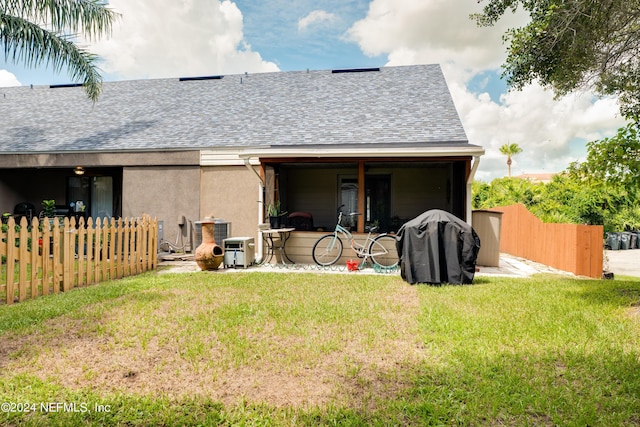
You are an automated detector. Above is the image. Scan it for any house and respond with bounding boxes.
[0,64,484,263]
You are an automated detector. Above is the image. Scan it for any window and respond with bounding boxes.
[92,177,113,219]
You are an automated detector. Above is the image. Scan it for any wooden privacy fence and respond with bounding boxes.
[492,204,603,278]
[1,216,158,305]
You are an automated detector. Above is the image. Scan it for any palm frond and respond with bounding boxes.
[1,12,103,101]
[1,0,118,38]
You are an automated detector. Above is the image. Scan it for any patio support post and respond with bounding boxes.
[358,160,365,233]
[466,156,481,225]
[246,158,265,263]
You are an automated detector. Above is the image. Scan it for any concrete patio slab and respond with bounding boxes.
[157,252,573,278]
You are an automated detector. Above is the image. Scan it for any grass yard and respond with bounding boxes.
[1,270,639,426]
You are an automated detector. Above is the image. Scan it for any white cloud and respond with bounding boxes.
[89,0,278,80]
[0,70,21,87]
[348,0,528,72]
[451,81,626,181]
[346,0,627,181]
[2,0,628,183]
[298,10,337,31]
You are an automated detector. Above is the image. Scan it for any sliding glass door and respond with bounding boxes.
[67,176,114,220]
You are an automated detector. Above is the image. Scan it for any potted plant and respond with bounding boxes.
[41,199,56,219]
[267,201,287,229]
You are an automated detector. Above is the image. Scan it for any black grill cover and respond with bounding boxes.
[396,209,481,285]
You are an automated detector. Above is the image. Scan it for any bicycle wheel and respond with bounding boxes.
[312,234,343,266]
[369,234,399,268]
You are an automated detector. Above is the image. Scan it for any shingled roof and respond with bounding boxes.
[0,64,473,154]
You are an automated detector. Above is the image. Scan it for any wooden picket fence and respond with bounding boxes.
[492,204,603,278]
[1,216,158,305]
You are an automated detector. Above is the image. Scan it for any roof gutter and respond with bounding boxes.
[238,145,485,160]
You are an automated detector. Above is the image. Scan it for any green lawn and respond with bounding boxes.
[1,270,639,426]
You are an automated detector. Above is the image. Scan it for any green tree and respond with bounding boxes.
[499,142,523,177]
[0,0,118,101]
[473,174,640,231]
[472,177,543,209]
[568,123,640,190]
[473,0,640,121]
[565,123,640,230]
[474,127,640,230]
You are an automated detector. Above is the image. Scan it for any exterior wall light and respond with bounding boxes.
[74,166,85,175]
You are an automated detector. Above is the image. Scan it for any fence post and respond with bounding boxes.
[52,219,63,293]
[77,217,86,287]
[109,218,116,280]
[101,218,109,281]
[135,219,142,274]
[5,217,15,305]
[116,218,124,279]
[141,217,149,272]
[62,217,73,292]
[86,218,95,286]
[123,218,131,277]
[30,217,39,298]
[587,225,604,278]
[150,218,158,269]
[93,218,101,283]
[18,216,29,302]
[41,218,51,295]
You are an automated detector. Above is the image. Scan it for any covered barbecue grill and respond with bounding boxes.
[396,209,481,285]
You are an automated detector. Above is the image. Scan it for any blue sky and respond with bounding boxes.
[0,0,627,181]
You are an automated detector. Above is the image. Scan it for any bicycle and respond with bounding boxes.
[312,209,399,269]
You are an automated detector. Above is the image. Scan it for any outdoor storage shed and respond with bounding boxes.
[396,209,481,285]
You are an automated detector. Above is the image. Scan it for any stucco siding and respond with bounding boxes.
[123,166,200,246]
[200,165,261,244]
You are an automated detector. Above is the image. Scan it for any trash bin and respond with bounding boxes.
[620,232,631,250]
[606,232,621,250]
[472,210,503,267]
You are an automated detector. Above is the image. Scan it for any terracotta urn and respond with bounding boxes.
[195,219,224,270]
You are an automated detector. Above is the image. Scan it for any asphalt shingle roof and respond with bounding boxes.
[0,64,470,154]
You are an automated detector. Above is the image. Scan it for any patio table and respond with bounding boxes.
[261,228,295,265]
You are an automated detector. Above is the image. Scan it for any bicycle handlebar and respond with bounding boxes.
[337,205,361,216]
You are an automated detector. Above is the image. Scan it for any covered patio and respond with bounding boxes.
[242,145,484,265]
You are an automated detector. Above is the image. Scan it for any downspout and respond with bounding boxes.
[466,156,481,225]
[244,158,265,262]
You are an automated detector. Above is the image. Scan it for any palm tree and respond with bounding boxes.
[0,0,118,101]
[499,143,523,178]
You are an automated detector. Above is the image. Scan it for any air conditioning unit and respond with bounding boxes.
[193,219,230,248]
